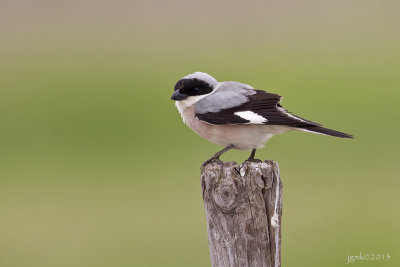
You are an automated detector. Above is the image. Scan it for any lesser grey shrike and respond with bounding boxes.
[171,72,352,165]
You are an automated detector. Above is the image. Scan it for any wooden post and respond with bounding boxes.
[201,160,283,267]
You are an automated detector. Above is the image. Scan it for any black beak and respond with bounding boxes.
[171,89,187,101]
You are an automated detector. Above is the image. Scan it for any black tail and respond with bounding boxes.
[299,126,354,139]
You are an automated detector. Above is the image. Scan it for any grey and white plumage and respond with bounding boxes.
[171,72,353,162]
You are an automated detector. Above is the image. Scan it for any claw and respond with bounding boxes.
[201,156,222,169]
[245,158,262,163]
[200,145,234,170]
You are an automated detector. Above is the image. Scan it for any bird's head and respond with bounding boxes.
[171,72,218,107]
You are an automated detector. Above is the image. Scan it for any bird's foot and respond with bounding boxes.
[245,158,262,163]
[245,149,261,163]
[201,156,223,169]
[201,145,234,170]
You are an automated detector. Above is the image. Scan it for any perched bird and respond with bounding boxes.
[171,72,353,165]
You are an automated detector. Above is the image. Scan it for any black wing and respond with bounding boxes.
[195,90,320,127]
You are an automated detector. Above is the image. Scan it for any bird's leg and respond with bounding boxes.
[213,145,234,159]
[201,145,234,168]
[247,149,257,161]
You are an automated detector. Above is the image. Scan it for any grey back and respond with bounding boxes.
[195,81,255,114]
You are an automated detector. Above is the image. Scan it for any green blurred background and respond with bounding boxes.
[1,0,399,266]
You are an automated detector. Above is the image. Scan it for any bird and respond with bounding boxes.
[171,72,353,166]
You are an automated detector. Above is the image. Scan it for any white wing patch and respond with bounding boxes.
[234,111,267,124]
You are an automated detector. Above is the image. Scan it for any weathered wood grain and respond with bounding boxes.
[201,160,282,267]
